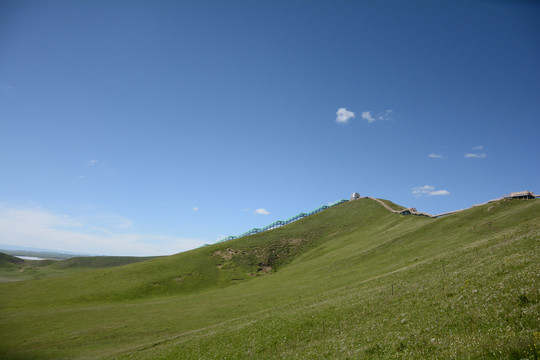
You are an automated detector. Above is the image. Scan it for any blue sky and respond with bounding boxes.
[1,0,539,256]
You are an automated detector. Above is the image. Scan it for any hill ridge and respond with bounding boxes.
[220,192,538,243]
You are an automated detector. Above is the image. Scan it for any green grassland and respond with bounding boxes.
[0,255,158,283]
[0,198,538,359]
[0,252,25,266]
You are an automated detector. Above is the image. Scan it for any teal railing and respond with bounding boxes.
[218,199,349,242]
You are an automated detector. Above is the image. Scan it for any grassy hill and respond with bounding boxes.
[50,255,159,269]
[0,254,158,283]
[0,198,538,359]
[0,253,24,267]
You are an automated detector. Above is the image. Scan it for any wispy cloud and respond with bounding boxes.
[412,185,434,196]
[412,185,450,197]
[465,153,487,158]
[0,82,17,96]
[428,153,444,159]
[465,145,486,159]
[361,109,393,123]
[0,205,206,256]
[377,109,393,121]
[254,208,270,215]
[192,207,199,212]
[361,111,375,123]
[335,108,355,124]
[84,213,134,231]
[215,235,227,242]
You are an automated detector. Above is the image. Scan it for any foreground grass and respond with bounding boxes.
[122,219,539,360]
[0,199,538,359]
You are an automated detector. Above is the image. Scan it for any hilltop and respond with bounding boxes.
[0,197,538,359]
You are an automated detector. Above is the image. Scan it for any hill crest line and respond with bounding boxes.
[217,192,538,243]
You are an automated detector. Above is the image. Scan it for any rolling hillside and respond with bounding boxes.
[0,253,24,267]
[0,198,538,359]
[0,254,159,283]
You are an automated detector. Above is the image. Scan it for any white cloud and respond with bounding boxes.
[465,146,486,159]
[412,185,450,197]
[336,108,355,124]
[361,111,376,123]
[412,185,435,196]
[86,160,99,166]
[0,205,206,256]
[429,189,450,196]
[215,235,227,242]
[465,153,487,158]
[361,109,393,123]
[86,213,134,230]
[377,109,393,121]
[0,83,17,96]
[192,207,199,212]
[254,208,270,215]
[428,153,444,158]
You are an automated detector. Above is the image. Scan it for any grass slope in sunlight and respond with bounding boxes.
[0,198,538,359]
[0,256,158,283]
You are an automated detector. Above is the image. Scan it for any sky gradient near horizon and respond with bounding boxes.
[1,0,539,256]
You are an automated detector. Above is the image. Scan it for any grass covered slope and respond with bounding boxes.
[0,198,538,359]
[0,199,401,305]
[0,255,159,283]
[0,253,24,267]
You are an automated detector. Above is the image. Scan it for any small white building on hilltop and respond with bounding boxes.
[350,192,361,201]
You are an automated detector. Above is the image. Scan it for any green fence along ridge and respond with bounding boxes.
[219,199,349,242]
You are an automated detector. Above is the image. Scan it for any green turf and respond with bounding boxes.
[377,198,406,212]
[0,255,158,283]
[0,198,538,359]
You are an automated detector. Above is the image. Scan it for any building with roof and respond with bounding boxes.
[503,191,537,200]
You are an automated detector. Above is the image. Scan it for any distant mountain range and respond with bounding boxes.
[0,244,100,259]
